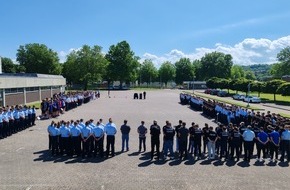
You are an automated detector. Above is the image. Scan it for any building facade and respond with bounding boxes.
[0,73,66,107]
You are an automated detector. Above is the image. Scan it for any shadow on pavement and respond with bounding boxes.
[237,161,250,167]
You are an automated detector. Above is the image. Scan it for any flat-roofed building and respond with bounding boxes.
[0,73,66,106]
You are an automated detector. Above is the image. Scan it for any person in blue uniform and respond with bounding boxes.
[120,120,131,152]
[92,121,105,158]
[81,121,93,158]
[105,118,117,158]
[178,122,189,160]
[256,127,269,162]
[70,121,81,156]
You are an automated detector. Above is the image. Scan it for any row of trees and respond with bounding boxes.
[206,77,290,101]
[1,42,290,89]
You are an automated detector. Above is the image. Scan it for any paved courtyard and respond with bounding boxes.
[0,90,289,190]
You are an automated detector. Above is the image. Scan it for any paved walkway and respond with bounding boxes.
[0,90,289,190]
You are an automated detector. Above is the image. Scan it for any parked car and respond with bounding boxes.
[232,94,246,100]
[243,96,261,103]
[204,89,212,94]
[210,89,220,95]
[217,91,228,97]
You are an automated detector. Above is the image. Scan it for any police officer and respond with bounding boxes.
[207,126,218,160]
[92,121,105,158]
[81,121,93,158]
[202,123,210,155]
[59,121,71,155]
[219,126,229,160]
[0,109,3,139]
[230,127,241,161]
[193,124,203,159]
[242,125,255,162]
[280,125,290,162]
[105,118,117,157]
[70,121,81,156]
[47,122,60,156]
[188,122,195,154]
[178,122,189,160]
[174,120,182,153]
[150,120,161,160]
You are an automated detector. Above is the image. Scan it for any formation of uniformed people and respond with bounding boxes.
[0,105,36,140]
[48,116,290,163]
[41,91,98,119]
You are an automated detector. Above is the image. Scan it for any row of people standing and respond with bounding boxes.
[47,118,127,158]
[0,105,36,140]
[41,91,97,120]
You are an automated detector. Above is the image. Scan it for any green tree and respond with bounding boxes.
[231,65,245,79]
[140,59,158,84]
[1,57,16,73]
[62,45,108,90]
[251,81,264,97]
[277,83,290,96]
[199,52,233,80]
[105,41,139,87]
[175,58,194,84]
[262,79,286,101]
[158,61,176,86]
[270,46,290,78]
[16,43,61,74]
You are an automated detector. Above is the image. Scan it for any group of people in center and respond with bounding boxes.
[48,118,290,163]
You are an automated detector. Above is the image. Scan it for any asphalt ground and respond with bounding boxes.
[0,89,289,190]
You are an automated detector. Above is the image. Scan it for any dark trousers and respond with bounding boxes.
[179,140,188,159]
[244,141,254,161]
[3,122,9,137]
[220,141,228,158]
[32,113,36,125]
[9,120,14,134]
[203,140,208,153]
[60,137,69,155]
[0,123,3,138]
[194,141,201,157]
[257,143,266,159]
[106,135,115,157]
[231,142,240,159]
[94,137,104,157]
[269,142,279,160]
[71,136,81,156]
[280,140,290,161]
[151,139,160,159]
[82,138,92,157]
[49,135,52,149]
[51,136,58,155]
[139,137,146,151]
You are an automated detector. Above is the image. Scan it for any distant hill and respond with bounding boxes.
[241,64,272,81]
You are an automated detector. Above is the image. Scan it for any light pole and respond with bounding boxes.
[192,76,195,94]
[247,83,251,107]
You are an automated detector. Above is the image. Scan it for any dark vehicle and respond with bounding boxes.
[217,91,228,97]
[210,89,220,95]
[204,89,212,94]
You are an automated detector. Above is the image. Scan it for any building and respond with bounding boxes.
[0,73,66,107]
[183,81,207,90]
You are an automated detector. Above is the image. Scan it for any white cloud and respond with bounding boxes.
[141,35,290,68]
[58,48,80,63]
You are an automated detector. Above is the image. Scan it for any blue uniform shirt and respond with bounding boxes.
[105,122,117,135]
[257,131,268,143]
[60,126,70,137]
[243,129,255,141]
[92,125,104,137]
[282,130,290,140]
[70,126,81,137]
[270,131,280,145]
[81,126,92,138]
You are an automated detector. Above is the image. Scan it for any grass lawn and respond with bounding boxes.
[279,113,290,118]
[27,101,41,109]
[227,90,290,105]
[183,90,262,110]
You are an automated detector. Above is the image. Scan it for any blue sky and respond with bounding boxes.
[1,0,290,67]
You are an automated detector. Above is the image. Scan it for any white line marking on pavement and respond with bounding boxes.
[26,185,33,190]
[16,147,25,152]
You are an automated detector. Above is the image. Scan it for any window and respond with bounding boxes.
[5,88,24,94]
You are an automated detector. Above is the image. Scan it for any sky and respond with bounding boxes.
[1,0,290,68]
